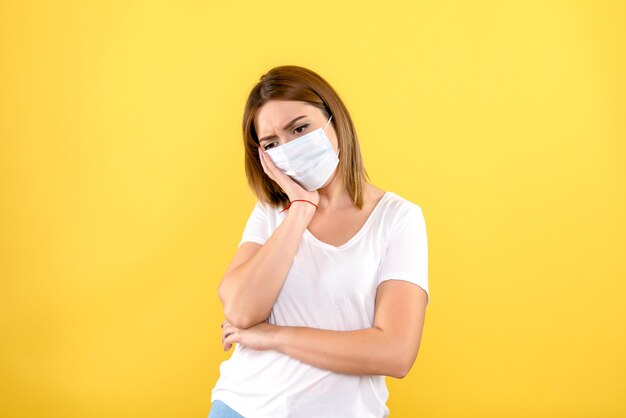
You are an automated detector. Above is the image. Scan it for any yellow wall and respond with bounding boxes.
[1,1,624,417]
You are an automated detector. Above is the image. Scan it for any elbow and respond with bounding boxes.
[217,279,243,326]
[391,351,418,379]
[227,317,252,330]
[222,302,263,329]
[393,361,412,379]
[222,303,250,329]
[218,277,269,329]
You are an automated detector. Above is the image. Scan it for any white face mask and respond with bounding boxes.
[265,114,340,191]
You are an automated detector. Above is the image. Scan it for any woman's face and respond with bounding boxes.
[254,100,338,153]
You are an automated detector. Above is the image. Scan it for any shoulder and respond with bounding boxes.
[383,191,424,219]
[251,199,284,225]
[379,192,425,237]
[373,192,428,258]
[253,199,279,214]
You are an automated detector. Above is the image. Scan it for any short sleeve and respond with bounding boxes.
[377,204,429,305]
[237,201,270,248]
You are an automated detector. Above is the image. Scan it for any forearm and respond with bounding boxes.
[219,204,315,328]
[273,325,405,378]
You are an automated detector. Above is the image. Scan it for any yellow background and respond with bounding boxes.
[1,0,625,417]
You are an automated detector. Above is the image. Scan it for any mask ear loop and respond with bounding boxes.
[323,114,339,157]
[323,114,333,130]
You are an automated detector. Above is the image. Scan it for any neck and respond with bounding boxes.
[316,174,353,211]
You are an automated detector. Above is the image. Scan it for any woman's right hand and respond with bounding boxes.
[258,146,320,208]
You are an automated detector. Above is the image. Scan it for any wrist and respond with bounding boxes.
[271,324,291,352]
[285,201,316,218]
[281,199,317,211]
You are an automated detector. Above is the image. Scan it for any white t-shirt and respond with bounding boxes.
[211,191,429,418]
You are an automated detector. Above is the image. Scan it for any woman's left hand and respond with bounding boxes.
[221,319,280,352]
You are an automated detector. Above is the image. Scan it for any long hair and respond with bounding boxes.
[242,65,371,210]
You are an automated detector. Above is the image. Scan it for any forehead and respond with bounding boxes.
[254,100,320,134]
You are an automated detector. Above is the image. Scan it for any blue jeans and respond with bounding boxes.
[208,400,245,418]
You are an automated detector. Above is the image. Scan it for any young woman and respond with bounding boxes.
[208,65,429,418]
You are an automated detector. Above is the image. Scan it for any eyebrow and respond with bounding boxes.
[258,115,308,144]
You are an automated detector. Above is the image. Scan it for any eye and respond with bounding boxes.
[293,124,309,135]
[263,142,277,151]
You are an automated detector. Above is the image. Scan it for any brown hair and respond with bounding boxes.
[242,65,371,210]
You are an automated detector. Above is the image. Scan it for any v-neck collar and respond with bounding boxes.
[303,191,391,251]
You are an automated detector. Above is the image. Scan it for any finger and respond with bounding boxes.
[258,148,276,181]
[260,148,292,185]
[260,148,281,175]
[222,324,236,341]
[260,150,277,179]
[221,322,231,336]
[222,337,232,351]
[222,335,233,351]
[223,333,235,351]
